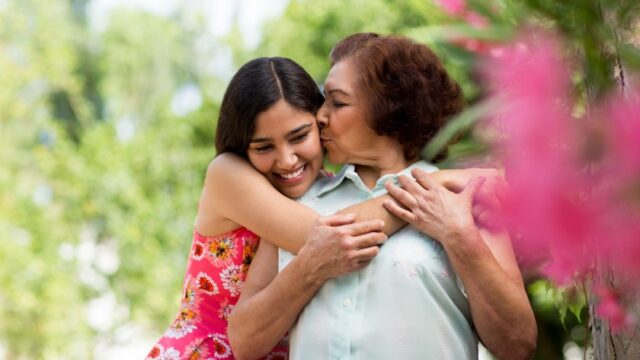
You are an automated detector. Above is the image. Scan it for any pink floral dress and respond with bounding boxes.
[145,227,288,360]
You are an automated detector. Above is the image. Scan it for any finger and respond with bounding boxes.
[385,181,418,209]
[341,219,385,236]
[317,213,356,226]
[462,176,486,200]
[411,168,439,190]
[352,232,387,249]
[398,175,426,196]
[352,259,372,272]
[352,245,380,263]
[383,199,417,224]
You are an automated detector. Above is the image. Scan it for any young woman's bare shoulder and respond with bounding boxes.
[208,152,253,175]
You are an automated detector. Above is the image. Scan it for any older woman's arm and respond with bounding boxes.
[384,168,537,360]
[229,215,386,360]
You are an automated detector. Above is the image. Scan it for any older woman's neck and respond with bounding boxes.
[355,145,410,189]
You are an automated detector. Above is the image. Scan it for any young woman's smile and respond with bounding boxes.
[247,99,323,198]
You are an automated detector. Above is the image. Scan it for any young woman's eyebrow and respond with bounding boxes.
[286,123,312,137]
[250,123,312,143]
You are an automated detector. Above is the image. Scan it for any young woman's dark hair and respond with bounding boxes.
[330,33,464,162]
[215,57,324,158]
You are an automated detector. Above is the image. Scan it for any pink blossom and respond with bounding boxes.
[464,11,489,29]
[480,29,640,328]
[595,287,635,332]
[434,0,466,16]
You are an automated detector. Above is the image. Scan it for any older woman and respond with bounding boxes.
[229,33,536,360]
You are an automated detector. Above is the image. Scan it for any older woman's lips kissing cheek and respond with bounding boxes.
[320,136,331,146]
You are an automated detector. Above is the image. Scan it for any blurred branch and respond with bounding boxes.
[422,99,495,161]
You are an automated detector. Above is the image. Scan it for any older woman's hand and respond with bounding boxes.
[431,168,509,232]
[297,214,387,285]
[383,168,485,245]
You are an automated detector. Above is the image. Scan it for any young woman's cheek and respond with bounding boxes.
[247,152,272,177]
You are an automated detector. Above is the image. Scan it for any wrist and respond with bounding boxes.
[294,249,326,288]
[442,224,483,252]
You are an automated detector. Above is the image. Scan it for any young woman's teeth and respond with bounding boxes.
[280,166,304,179]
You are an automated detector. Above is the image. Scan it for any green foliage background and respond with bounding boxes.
[1,0,637,358]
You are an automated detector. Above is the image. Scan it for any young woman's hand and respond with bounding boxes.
[296,214,387,285]
[383,168,485,246]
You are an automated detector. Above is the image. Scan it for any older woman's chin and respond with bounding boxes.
[323,149,347,165]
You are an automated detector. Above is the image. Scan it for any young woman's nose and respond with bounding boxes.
[276,147,298,170]
[316,102,329,130]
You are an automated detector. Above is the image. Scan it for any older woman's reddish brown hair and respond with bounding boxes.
[330,33,463,161]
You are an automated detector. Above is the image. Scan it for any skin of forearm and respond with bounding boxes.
[228,255,323,360]
[443,229,537,360]
[335,169,470,237]
[339,194,405,235]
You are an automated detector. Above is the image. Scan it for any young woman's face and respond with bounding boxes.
[247,99,324,198]
[316,58,382,165]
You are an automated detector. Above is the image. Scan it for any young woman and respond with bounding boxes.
[146,56,494,360]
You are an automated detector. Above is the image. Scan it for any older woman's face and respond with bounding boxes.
[317,58,382,165]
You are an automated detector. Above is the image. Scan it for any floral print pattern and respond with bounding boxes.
[146,227,288,360]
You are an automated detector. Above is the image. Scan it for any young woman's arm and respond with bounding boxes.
[198,153,501,254]
[197,153,404,253]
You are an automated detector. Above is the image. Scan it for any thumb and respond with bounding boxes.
[318,213,357,226]
[462,176,486,200]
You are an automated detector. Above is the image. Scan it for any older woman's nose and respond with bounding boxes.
[316,102,329,129]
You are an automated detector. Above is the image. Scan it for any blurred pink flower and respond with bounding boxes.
[595,287,636,332]
[483,30,640,279]
[481,29,640,327]
[434,0,466,16]
[464,11,489,29]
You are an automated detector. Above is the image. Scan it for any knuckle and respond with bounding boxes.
[369,247,380,257]
[340,237,353,250]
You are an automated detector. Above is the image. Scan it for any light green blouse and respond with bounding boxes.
[279,161,478,360]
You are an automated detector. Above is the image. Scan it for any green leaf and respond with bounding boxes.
[422,100,495,161]
[569,302,585,324]
[406,23,514,45]
[558,305,569,331]
[619,43,640,70]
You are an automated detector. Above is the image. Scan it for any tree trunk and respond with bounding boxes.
[590,270,640,359]
[589,5,640,358]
